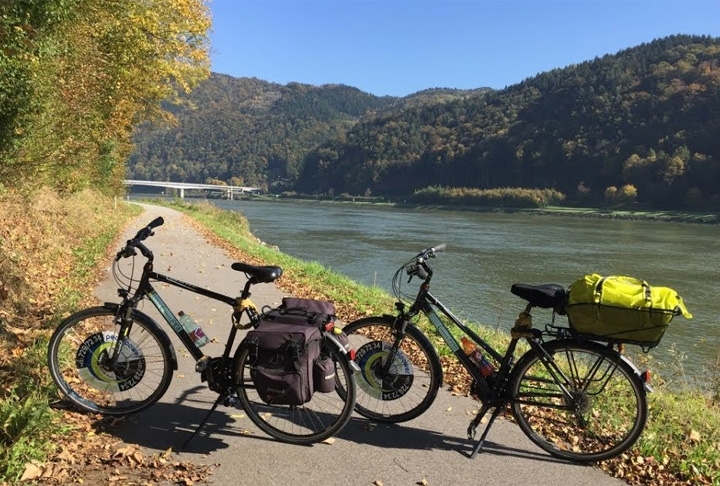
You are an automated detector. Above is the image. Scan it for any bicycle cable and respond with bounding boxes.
[112,254,138,294]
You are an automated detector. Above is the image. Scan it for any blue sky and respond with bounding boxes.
[209,0,720,97]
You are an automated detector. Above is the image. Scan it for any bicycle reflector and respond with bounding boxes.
[641,370,654,393]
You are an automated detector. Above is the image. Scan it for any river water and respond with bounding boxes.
[210,199,719,382]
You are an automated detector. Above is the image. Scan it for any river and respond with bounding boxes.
[209,199,719,383]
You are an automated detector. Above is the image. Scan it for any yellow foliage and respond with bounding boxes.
[1,0,211,194]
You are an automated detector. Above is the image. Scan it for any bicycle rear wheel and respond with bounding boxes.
[510,339,647,463]
[233,342,356,445]
[47,306,174,415]
[342,316,442,423]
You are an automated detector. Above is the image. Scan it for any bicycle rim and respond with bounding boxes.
[510,340,647,462]
[47,307,173,415]
[343,317,442,423]
[234,345,356,444]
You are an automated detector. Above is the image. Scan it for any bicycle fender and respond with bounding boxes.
[617,352,653,393]
[323,332,361,373]
[102,302,179,371]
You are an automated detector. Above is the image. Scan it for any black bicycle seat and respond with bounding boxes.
[231,262,283,283]
[510,283,567,312]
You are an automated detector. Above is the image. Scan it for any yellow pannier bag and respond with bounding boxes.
[566,274,692,348]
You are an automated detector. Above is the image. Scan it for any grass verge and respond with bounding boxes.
[0,189,140,483]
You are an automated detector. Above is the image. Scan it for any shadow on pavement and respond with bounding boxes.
[336,416,564,464]
[101,386,566,467]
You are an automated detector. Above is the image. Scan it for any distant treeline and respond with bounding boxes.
[410,187,566,208]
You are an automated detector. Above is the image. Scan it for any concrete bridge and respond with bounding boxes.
[123,180,262,200]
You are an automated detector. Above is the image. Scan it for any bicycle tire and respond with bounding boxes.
[342,316,442,423]
[47,306,174,415]
[233,341,356,445]
[510,339,647,463]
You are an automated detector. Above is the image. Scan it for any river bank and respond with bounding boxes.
[224,194,720,225]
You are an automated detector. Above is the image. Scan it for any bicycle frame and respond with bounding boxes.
[110,256,258,371]
[409,283,626,404]
[395,284,631,457]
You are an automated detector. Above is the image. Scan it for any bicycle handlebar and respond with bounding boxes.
[406,244,447,280]
[414,244,447,261]
[115,217,164,260]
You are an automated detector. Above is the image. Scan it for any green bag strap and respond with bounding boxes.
[593,276,652,303]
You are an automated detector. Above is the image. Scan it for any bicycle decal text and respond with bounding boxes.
[147,290,184,333]
[75,332,146,392]
[355,341,414,401]
[426,311,460,352]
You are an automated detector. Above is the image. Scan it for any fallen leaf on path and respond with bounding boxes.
[20,462,42,481]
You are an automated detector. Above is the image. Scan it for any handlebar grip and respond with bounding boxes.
[432,244,447,253]
[131,217,164,242]
[147,216,164,229]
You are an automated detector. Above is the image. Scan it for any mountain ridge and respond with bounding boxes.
[129,34,720,210]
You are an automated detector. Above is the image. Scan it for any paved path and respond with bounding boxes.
[94,204,624,486]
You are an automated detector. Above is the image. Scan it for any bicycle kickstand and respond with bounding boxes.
[467,403,503,459]
[182,392,227,450]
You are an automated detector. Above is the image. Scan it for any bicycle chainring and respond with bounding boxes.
[202,357,233,393]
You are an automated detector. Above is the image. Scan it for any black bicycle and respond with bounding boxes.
[343,245,650,462]
[47,217,356,445]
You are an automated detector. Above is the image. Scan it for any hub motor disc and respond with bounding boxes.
[74,332,146,391]
[355,341,414,400]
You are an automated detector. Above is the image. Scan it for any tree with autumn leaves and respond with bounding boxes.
[0,0,211,194]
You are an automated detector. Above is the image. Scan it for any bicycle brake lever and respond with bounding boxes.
[115,246,137,260]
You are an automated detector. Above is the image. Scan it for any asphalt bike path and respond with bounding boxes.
[94,204,624,486]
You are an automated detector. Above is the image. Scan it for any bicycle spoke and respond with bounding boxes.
[511,341,646,462]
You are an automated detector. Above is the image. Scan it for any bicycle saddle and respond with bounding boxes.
[231,262,283,283]
[511,283,567,313]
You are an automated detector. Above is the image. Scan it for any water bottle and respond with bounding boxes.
[461,337,494,377]
[178,311,209,347]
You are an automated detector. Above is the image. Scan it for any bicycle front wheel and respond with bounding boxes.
[510,339,647,463]
[47,306,174,415]
[343,316,442,423]
[233,343,356,445]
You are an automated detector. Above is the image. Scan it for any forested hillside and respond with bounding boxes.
[129,34,720,210]
[129,76,482,192]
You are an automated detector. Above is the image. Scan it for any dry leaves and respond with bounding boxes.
[19,413,214,485]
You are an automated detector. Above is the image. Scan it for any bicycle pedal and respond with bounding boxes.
[223,393,239,407]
